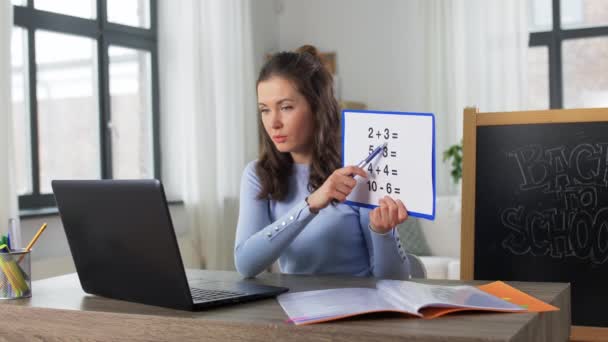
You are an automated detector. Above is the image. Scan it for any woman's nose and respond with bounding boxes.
[270,112,283,129]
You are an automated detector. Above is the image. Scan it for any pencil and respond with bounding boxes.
[16,222,48,264]
[25,223,47,252]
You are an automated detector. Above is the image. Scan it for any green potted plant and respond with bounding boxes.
[443,140,463,185]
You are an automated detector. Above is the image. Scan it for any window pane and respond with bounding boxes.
[109,46,154,179]
[11,0,26,6]
[561,0,608,29]
[36,31,100,193]
[35,0,95,19]
[11,27,32,195]
[527,46,550,110]
[529,0,553,32]
[107,0,150,28]
[563,37,608,109]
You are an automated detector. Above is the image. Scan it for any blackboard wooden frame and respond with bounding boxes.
[459,106,608,340]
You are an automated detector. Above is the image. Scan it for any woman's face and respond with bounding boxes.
[257,76,315,162]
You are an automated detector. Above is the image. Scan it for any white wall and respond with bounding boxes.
[278,0,429,111]
[273,0,452,196]
[251,0,280,75]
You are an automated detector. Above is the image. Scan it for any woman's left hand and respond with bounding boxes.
[369,196,408,234]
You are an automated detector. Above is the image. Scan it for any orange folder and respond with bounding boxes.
[420,281,559,319]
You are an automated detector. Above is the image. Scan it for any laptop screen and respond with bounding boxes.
[52,179,194,310]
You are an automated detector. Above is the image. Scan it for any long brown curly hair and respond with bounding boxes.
[255,45,341,201]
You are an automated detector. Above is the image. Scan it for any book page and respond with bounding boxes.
[277,287,420,325]
[377,280,525,313]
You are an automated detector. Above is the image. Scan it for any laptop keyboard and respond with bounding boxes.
[190,287,245,302]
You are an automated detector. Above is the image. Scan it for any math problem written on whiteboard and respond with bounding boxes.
[342,110,435,220]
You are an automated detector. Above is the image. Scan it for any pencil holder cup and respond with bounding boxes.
[0,249,32,299]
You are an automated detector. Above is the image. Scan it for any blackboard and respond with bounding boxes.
[460,107,608,328]
[476,121,608,326]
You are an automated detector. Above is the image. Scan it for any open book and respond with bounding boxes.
[278,280,558,325]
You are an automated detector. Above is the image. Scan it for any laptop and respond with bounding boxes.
[52,179,288,311]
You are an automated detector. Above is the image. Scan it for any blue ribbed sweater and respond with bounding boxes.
[234,161,410,279]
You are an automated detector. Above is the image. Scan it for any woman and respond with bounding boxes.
[234,45,410,279]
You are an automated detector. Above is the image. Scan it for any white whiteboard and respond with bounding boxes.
[342,110,435,220]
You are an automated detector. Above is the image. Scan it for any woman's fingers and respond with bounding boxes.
[374,197,407,229]
[397,199,408,222]
[312,166,369,210]
[337,166,367,178]
[336,174,357,189]
[335,183,351,195]
[330,174,359,201]
[382,196,399,227]
[380,198,391,228]
[334,185,351,201]
[370,207,378,223]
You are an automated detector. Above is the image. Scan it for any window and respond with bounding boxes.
[11,1,160,210]
[528,0,608,109]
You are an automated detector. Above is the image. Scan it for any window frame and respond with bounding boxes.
[529,0,608,109]
[13,0,161,210]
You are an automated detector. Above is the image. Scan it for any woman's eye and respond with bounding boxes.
[259,108,269,114]
[281,106,293,111]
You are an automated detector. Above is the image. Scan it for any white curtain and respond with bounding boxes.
[426,0,529,195]
[159,0,258,270]
[0,1,19,235]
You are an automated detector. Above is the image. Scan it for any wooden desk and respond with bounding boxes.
[0,270,569,341]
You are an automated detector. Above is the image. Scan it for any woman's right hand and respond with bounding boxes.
[306,166,367,212]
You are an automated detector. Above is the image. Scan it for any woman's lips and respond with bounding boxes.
[273,135,287,143]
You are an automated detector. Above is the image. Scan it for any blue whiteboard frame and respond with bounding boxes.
[341,109,436,221]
